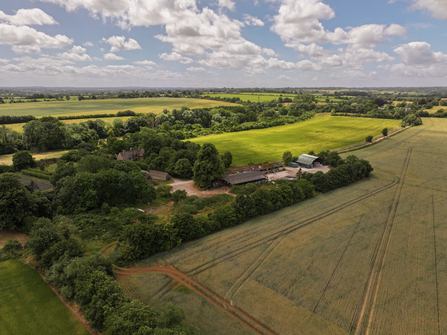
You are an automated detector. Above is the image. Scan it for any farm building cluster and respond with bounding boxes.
[222,154,328,186]
[116,148,328,188]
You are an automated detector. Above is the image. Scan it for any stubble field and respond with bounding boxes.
[118,117,447,335]
[0,97,240,117]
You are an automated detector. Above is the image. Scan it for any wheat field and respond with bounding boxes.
[119,117,447,335]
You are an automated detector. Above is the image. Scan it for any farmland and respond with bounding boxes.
[5,116,133,133]
[0,259,89,335]
[202,92,344,103]
[189,115,401,166]
[118,117,447,335]
[0,97,240,117]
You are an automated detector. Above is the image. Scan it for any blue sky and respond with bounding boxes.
[1,0,447,87]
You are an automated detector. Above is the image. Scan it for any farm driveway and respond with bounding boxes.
[171,178,232,197]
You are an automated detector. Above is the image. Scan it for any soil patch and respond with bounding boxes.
[0,231,29,248]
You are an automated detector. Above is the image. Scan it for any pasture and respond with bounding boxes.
[0,98,240,117]
[189,115,401,166]
[0,259,89,335]
[119,118,447,335]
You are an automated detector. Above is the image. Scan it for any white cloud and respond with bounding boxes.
[159,52,193,64]
[271,0,406,47]
[262,48,277,57]
[0,23,72,53]
[218,0,235,11]
[394,41,447,65]
[133,60,157,66]
[70,46,87,54]
[57,52,92,62]
[102,36,142,52]
[104,53,124,61]
[0,8,57,26]
[394,0,447,20]
[296,60,324,71]
[243,14,264,26]
[0,59,9,64]
[83,41,94,47]
[186,66,206,72]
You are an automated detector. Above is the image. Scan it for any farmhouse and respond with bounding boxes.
[117,147,144,161]
[223,171,268,186]
[296,154,324,169]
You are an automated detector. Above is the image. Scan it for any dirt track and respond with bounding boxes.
[114,265,276,335]
[171,178,233,197]
[0,231,29,248]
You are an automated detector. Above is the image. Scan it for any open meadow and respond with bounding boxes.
[118,117,447,335]
[189,115,401,166]
[0,259,89,335]
[0,98,240,117]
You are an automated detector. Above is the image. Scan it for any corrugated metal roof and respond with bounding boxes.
[297,154,320,166]
[223,171,268,185]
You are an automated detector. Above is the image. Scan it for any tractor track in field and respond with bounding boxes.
[432,193,441,335]
[188,169,399,278]
[114,265,276,335]
[303,215,364,333]
[354,147,412,335]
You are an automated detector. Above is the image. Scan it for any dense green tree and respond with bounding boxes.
[172,189,187,204]
[27,218,62,259]
[12,151,36,171]
[174,158,193,179]
[0,173,34,230]
[50,165,77,185]
[41,238,84,269]
[208,205,237,230]
[105,300,159,335]
[170,213,202,241]
[282,151,293,166]
[365,135,373,142]
[221,151,233,168]
[192,143,225,187]
[157,185,173,198]
[382,128,388,137]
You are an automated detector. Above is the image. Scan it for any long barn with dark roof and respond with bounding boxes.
[223,171,268,186]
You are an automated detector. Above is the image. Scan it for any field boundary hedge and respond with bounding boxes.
[21,169,51,180]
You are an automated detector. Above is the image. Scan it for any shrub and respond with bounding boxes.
[366,135,373,142]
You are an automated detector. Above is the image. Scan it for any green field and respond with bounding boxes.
[0,259,89,335]
[189,115,401,166]
[0,98,240,117]
[119,118,447,335]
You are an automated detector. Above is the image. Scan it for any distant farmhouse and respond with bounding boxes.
[296,154,324,169]
[117,147,144,161]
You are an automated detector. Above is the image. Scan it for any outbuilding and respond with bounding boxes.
[223,171,268,186]
[296,154,324,169]
[147,170,171,181]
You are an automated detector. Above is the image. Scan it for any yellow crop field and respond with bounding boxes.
[119,117,447,335]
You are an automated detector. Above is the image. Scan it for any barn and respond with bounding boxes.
[296,154,324,169]
[147,170,171,180]
[223,171,268,186]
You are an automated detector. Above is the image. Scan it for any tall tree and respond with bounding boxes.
[192,143,225,187]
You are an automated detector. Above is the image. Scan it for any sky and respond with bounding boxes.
[1,0,447,88]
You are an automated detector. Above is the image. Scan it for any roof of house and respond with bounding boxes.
[223,171,268,185]
[148,170,170,180]
[117,147,145,161]
[297,154,321,166]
